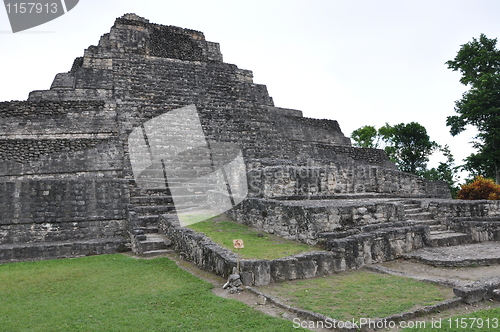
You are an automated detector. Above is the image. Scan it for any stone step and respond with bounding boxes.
[138,234,171,253]
[129,188,170,196]
[404,207,424,214]
[173,203,206,212]
[139,225,159,233]
[425,231,472,247]
[138,214,159,226]
[141,249,173,257]
[170,194,210,204]
[405,212,434,221]
[403,242,500,267]
[130,195,174,205]
[430,224,448,232]
[403,203,421,210]
[413,219,440,225]
[134,205,175,215]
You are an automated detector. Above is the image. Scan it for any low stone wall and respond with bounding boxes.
[158,213,426,286]
[158,213,344,286]
[450,219,500,242]
[225,198,405,245]
[0,219,126,246]
[426,199,500,222]
[454,277,500,304]
[322,225,428,269]
[158,213,237,278]
[0,237,127,263]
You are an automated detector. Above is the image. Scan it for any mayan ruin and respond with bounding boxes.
[2,13,500,329]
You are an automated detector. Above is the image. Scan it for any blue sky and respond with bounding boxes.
[2,0,500,181]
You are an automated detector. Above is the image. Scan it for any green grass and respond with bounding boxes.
[177,211,215,226]
[402,307,500,331]
[259,270,455,321]
[188,216,320,260]
[0,254,307,332]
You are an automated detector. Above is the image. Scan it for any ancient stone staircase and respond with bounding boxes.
[128,187,174,257]
[128,165,221,256]
[401,200,472,247]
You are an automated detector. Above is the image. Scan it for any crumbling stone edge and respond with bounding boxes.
[158,213,427,286]
[368,264,500,305]
[453,277,500,304]
[158,213,341,286]
[246,285,462,332]
[246,285,358,332]
[365,264,459,288]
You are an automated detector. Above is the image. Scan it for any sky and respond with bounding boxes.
[1,0,500,182]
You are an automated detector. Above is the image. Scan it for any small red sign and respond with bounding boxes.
[233,239,244,249]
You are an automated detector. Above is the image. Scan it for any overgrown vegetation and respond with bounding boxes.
[259,269,454,321]
[189,216,319,260]
[457,175,500,200]
[0,255,307,332]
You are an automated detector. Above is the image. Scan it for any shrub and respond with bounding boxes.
[457,176,500,200]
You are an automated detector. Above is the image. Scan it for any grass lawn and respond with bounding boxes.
[188,216,320,260]
[259,269,455,321]
[0,254,307,332]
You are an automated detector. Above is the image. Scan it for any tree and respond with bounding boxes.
[380,122,438,175]
[461,152,497,182]
[351,125,380,148]
[421,145,460,197]
[350,122,438,175]
[446,33,500,183]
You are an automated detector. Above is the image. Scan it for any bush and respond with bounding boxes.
[457,176,500,200]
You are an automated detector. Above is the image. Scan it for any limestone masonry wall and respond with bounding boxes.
[0,14,452,262]
[247,162,450,199]
[158,213,427,286]
[425,200,500,221]
[225,198,406,245]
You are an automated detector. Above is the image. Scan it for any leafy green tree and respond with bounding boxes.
[422,145,460,197]
[380,122,438,175]
[461,152,497,182]
[446,33,500,183]
[351,125,380,148]
[350,122,439,176]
